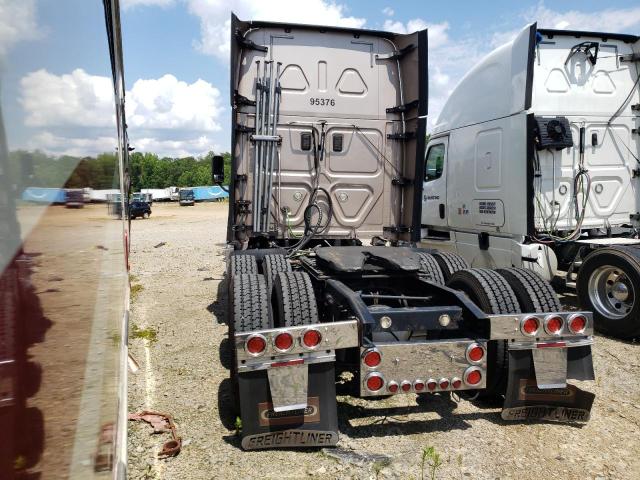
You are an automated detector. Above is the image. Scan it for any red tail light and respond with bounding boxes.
[466,344,485,363]
[544,315,563,335]
[427,380,437,391]
[452,378,462,389]
[414,380,425,392]
[465,367,482,386]
[363,349,381,368]
[366,373,384,392]
[401,381,411,392]
[246,335,266,355]
[302,329,322,348]
[388,381,399,393]
[569,314,587,334]
[274,332,293,351]
[439,378,449,390]
[521,316,540,336]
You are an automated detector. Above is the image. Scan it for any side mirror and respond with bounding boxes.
[212,155,224,184]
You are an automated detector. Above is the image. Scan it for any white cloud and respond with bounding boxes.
[21,69,116,128]
[20,69,224,157]
[187,0,366,60]
[121,0,176,10]
[0,0,40,56]
[21,69,223,132]
[127,74,222,131]
[382,19,449,48]
[527,3,640,31]
[382,7,394,17]
[28,131,118,157]
[130,135,220,158]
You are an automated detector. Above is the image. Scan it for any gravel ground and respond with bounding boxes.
[127,202,640,480]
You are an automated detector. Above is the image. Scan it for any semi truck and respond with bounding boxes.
[214,15,596,450]
[420,24,640,338]
[179,188,195,206]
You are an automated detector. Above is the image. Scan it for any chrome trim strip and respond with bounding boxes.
[508,336,594,350]
[489,312,593,340]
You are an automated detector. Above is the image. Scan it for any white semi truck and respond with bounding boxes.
[213,15,596,450]
[421,25,640,338]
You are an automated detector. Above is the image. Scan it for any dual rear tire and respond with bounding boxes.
[447,266,560,397]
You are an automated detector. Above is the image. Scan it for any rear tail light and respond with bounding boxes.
[401,381,411,392]
[427,380,437,391]
[439,378,450,390]
[452,378,462,389]
[568,314,587,334]
[544,315,564,335]
[245,334,267,356]
[521,316,540,336]
[464,367,482,386]
[365,373,384,392]
[388,381,399,393]
[362,349,382,368]
[274,332,293,352]
[302,329,322,348]
[466,343,485,363]
[414,380,425,392]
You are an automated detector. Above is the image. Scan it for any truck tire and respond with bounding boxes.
[432,251,469,282]
[262,254,292,290]
[228,254,258,278]
[231,274,272,332]
[272,271,319,327]
[577,247,640,338]
[496,267,561,313]
[228,274,272,416]
[447,268,521,396]
[417,252,445,285]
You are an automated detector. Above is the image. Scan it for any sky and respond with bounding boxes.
[2,0,640,158]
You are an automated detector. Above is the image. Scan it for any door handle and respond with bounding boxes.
[439,204,445,219]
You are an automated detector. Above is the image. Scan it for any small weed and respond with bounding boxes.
[129,273,139,283]
[372,460,385,479]
[420,446,443,480]
[234,416,242,436]
[131,323,157,343]
[130,283,143,301]
[108,332,121,346]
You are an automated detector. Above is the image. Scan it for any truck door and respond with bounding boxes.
[421,138,448,229]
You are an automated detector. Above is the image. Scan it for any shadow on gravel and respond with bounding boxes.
[209,276,229,325]
[336,394,486,438]
[217,377,238,431]
[218,337,232,370]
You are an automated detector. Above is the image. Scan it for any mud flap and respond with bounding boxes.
[238,362,339,450]
[501,348,595,423]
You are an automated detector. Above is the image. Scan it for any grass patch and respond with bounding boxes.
[130,283,143,301]
[131,323,158,343]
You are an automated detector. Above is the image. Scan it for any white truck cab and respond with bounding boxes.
[422,24,640,338]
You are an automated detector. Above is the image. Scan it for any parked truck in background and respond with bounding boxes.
[179,188,195,206]
[213,15,596,451]
[420,25,640,338]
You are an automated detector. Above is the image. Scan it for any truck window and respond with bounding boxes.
[425,144,445,182]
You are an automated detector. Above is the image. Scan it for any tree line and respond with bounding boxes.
[8,150,231,192]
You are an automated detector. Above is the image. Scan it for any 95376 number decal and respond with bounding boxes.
[310,97,335,107]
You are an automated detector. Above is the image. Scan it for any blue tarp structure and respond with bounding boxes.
[192,186,229,201]
[21,187,66,204]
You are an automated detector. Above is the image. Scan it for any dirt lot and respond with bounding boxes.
[127,202,640,480]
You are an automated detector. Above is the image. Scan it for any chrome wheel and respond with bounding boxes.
[587,266,635,319]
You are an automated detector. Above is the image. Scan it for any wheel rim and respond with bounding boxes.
[587,265,635,319]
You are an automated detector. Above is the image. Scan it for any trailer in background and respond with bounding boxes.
[21,187,66,204]
[192,185,229,202]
